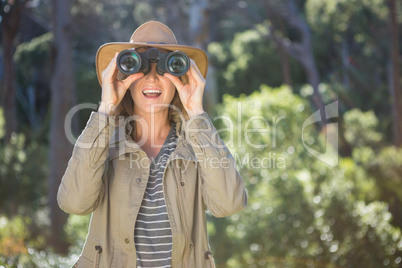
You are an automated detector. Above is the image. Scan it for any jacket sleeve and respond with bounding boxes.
[57,111,115,215]
[183,112,247,218]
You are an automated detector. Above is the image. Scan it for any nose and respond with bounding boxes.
[144,62,160,82]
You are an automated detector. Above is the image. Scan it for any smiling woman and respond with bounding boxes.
[57,21,247,268]
[111,45,191,127]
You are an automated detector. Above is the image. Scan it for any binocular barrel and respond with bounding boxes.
[116,48,190,79]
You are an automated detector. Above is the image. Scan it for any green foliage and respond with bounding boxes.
[0,216,30,255]
[208,25,305,100]
[0,216,33,267]
[74,59,102,126]
[0,105,47,217]
[361,146,402,229]
[305,0,391,124]
[0,131,48,217]
[26,214,91,267]
[0,214,89,267]
[2,0,402,266]
[342,108,402,228]
[64,214,91,252]
[343,109,382,147]
[14,32,53,90]
[14,33,53,135]
[209,85,402,267]
[306,0,389,35]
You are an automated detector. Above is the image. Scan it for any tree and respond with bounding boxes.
[188,0,218,115]
[209,85,401,267]
[388,0,401,147]
[263,0,326,124]
[48,0,76,253]
[0,0,30,142]
[305,0,391,128]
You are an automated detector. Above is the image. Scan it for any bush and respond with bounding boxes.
[209,85,402,267]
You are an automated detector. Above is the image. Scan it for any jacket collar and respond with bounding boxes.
[109,111,198,162]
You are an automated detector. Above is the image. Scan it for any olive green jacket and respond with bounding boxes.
[57,111,247,268]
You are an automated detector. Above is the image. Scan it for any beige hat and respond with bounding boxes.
[95,21,208,86]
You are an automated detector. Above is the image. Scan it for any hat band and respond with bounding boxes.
[146,42,167,44]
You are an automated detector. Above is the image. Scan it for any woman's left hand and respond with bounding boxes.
[164,59,205,118]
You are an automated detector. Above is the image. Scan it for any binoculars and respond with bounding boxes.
[116,48,190,80]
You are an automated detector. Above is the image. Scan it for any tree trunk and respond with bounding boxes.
[275,16,292,86]
[389,0,401,147]
[165,0,186,43]
[48,0,76,254]
[188,0,217,115]
[300,47,326,123]
[1,32,18,142]
[278,44,292,86]
[264,0,326,125]
[341,38,350,89]
[1,2,24,142]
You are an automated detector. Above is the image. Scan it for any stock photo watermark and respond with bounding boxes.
[64,101,339,169]
[127,152,287,172]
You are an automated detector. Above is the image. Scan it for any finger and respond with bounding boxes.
[190,59,204,80]
[187,62,205,85]
[164,73,185,92]
[122,72,144,88]
[108,53,118,76]
[103,52,119,81]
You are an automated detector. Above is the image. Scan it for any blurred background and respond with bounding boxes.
[0,0,401,267]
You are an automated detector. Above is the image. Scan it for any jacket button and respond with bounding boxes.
[125,238,130,244]
[205,251,212,259]
[136,178,141,183]
[180,182,185,186]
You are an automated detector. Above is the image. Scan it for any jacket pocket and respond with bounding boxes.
[72,256,93,268]
[79,239,103,268]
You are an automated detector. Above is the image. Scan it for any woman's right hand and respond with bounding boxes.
[98,51,144,115]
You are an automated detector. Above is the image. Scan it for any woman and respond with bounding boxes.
[58,21,247,268]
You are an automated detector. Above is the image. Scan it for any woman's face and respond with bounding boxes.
[129,47,176,116]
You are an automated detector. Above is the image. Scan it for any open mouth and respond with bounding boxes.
[142,89,162,98]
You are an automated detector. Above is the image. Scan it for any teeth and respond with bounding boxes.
[143,89,162,94]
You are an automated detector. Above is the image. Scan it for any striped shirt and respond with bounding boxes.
[134,123,178,268]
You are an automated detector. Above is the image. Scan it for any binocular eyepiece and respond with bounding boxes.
[116,48,190,80]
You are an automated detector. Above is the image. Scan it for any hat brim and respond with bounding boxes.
[95,42,209,86]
